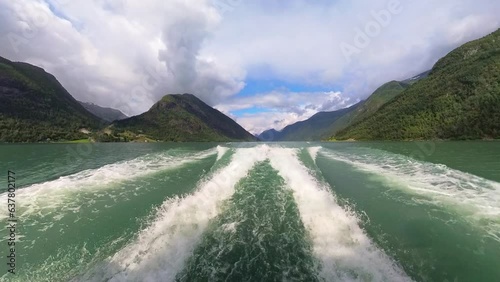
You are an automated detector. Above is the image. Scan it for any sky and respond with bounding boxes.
[0,0,499,134]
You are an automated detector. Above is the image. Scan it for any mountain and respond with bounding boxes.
[346,81,409,123]
[336,29,500,140]
[0,56,103,142]
[112,94,257,142]
[257,129,281,141]
[323,73,433,140]
[259,104,361,141]
[325,80,410,138]
[258,69,431,142]
[80,101,128,122]
[401,70,431,85]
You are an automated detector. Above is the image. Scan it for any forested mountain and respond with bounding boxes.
[336,29,500,140]
[113,94,257,142]
[401,70,431,85]
[325,81,409,139]
[0,56,103,142]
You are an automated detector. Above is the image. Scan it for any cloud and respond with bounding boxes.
[0,0,244,115]
[156,0,245,105]
[0,0,499,131]
[206,0,499,92]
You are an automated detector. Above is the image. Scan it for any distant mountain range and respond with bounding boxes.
[79,101,128,122]
[0,56,256,143]
[260,28,500,141]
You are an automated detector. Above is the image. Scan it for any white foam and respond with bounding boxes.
[216,145,229,161]
[307,146,322,164]
[269,148,411,282]
[321,148,500,239]
[78,145,271,282]
[0,148,217,221]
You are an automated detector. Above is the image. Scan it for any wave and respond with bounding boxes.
[78,145,271,282]
[177,160,321,281]
[320,147,500,241]
[307,146,322,164]
[216,145,229,161]
[0,148,219,221]
[268,148,411,282]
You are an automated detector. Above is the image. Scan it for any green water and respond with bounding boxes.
[0,142,499,281]
[178,161,319,281]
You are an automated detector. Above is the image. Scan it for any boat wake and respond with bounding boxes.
[78,146,270,282]
[79,145,410,282]
[0,148,219,222]
[320,147,500,242]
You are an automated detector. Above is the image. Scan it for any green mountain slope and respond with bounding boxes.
[80,101,128,122]
[326,81,409,139]
[0,56,103,142]
[348,81,409,123]
[336,29,500,140]
[401,70,431,85]
[113,94,257,142]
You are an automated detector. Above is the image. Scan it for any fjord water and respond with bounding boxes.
[0,142,499,281]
